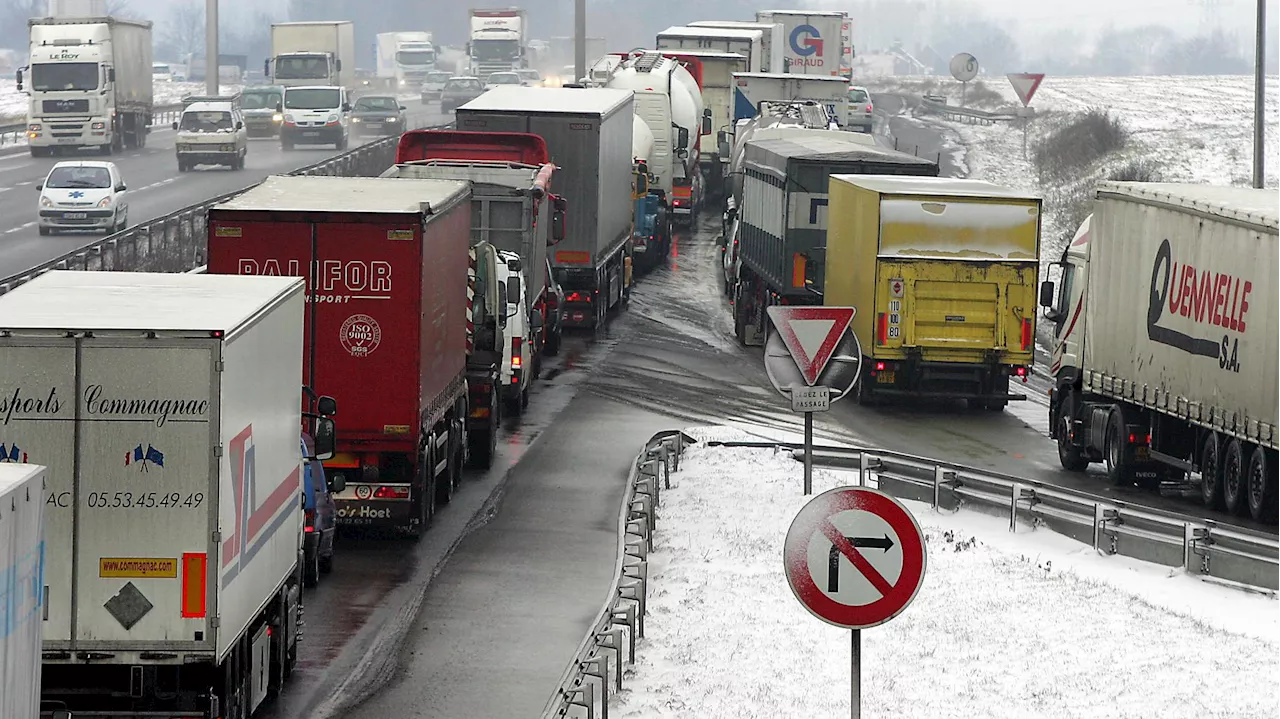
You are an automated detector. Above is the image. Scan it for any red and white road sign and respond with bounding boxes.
[1006,73,1045,107]
[783,487,926,629]
[889,279,904,298]
[766,306,855,386]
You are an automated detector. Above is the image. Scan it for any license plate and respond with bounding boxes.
[366,123,382,129]
[876,371,896,384]
[302,131,319,137]
[56,138,77,144]
[1136,447,1150,460]
[62,212,87,219]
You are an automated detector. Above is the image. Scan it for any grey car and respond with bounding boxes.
[441,76,485,113]
[350,95,407,138]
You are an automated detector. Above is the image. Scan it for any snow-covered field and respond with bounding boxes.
[612,426,1278,719]
[0,82,245,123]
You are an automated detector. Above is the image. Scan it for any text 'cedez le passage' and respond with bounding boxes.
[237,259,393,304]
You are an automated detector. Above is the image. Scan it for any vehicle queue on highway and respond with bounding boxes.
[1,5,1275,719]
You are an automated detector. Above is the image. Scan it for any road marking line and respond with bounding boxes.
[16,181,31,186]
[5,221,37,234]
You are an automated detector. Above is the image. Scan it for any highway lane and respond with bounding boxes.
[0,100,448,279]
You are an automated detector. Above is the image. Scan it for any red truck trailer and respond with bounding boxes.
[208,174,473,536]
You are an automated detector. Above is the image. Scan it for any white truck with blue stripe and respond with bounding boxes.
[732,72,850,124]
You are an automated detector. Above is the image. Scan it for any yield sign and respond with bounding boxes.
[783,486,927,629]
[766,306,855,386]
[1006,72,1045,107]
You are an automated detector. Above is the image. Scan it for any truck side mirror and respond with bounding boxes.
[235,121,243,130]
[326,469,345,493]
[677,126,689,149]
[635,171,649,195]
[276,102,283,112]
[530,312,544,331]
[171,121,178,130]
[264,59,270,76]
[551,196,567,243]
[342,103,351,112]
[317,395,337,416]
[465,43,471,55]
[506,276,521,306]
[108,68,116,83]
[312,417,336,461]
[701,108,712,135]
[335,59,342,71]
[15,68,22,90]
[1038,280,1055,308]
[506,256,522,273]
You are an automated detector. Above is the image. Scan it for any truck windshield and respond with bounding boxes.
[397,51,435,65]
[241,91,281,110]
[472,39,519,61]
[284,88,341,110]
[275,56,330,80]
[30,62,98,91]
[180,111,234,132]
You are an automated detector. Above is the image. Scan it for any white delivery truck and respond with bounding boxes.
[756,9,846,77]
[19,16,153,157]
[0,270,338,719]
[688,20,784,72]
[469,8,527,78]
[266,21,355,89]
[392,31,436,89]
[731,72,849,124]
[656,26,765,73]
[0,463,46,719]
[1041,182,1278,523]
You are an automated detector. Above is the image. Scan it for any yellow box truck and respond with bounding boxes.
[823,175,1042,410]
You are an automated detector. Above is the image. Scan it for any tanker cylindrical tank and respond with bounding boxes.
[632,113,654,162]
[606,59,702,155]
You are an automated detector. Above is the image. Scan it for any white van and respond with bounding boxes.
[497,250,538,415]
[280,85,352,151]
[172,101,248,172]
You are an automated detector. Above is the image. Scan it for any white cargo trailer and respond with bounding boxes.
[0,271,332,718]
[688,20,784,72]
[656,26,765,73]
[731,72,849,123]
[1042,182,1279,522]
[755,9,846,77]
[267,21,355,89]
[0,463,46,719]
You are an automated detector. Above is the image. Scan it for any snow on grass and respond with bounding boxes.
[612,425,1278,719]
[0,81,248,124]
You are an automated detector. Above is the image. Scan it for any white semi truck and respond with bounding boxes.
[1041,182,1278,523]
[755,9,846,77]
[688,20,784,72]
[19,16,153,157]
[0,463,46,719]
[377,31,436,90]
[656,25,766,73]
[468,8,527,78]
[266,21,355,89]
[0,270,338,718]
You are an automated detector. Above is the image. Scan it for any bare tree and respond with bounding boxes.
[162,0,204,58]
[0,0,44,51]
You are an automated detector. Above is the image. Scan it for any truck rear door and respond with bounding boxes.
[74,340,217,646]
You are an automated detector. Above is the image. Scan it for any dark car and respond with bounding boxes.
[350,95,407,138]
[441,76,485,113]
[301,432,342,587]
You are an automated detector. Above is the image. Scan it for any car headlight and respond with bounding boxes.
[352,117,361,123]
[327,114,338,123]
[388,116,400,122]
[284,114,295,123]
[40,195,52,207]
[273,113,283,122]
[97,196,113,208]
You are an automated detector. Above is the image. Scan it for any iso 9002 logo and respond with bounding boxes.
[340,314,382,358]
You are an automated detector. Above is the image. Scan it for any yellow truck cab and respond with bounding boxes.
[823,175,1042,410]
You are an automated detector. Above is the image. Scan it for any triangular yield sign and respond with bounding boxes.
[1006,73,1045,107]
[766,306,855,386]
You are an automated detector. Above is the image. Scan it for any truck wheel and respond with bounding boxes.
[435,458,454,505]
[505,391,523,417]
[318,550,333,575]
[854,376,879,407]
[544,328,561,357]
[1200,433,1225,509]
[409,448,435,539]
[302,548,319,588]
[1222,439,1248,515]
[1103,410,1135,487]
[1055,397,1089,472]
[1247,446,1276,522]
[521,385,530,409]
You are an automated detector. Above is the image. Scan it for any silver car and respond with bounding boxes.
[420,71,453,102]
[847,85,873,133]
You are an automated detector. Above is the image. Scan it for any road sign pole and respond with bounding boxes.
[803,410,814,495]
[960,80,967,107]
[851,628,862,719]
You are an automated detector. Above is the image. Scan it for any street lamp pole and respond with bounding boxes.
[205,0,219,96]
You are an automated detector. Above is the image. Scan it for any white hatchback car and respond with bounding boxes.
[37,160,128,236]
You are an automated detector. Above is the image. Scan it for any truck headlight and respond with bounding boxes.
[352,117,361,123]
[91,121,105,130]
[272,113,283,122]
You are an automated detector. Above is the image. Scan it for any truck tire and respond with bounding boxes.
[1223,439,1248,515]
[409,447,436,539]
[505,391,523,417]
[302,547,319,588]
[1103,409,1134,487]
[1199,433,1225,509]
[1055,397,1089,472]
[544,328,561,356]
[1247,446,1276,522]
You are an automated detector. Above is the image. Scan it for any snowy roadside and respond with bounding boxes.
[611,426,1278,719]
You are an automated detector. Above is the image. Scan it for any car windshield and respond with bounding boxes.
[46,166,111,188]
[518,70,540,81]
[30,62,98,91]
[848,88,869,103]
[284,88,341,110]
[355,97,399,111]
[153,64,171,74]
[445,78,482,91]
[426,72,452,83]
[488,73,520,84]
[241,91,281,110]
[180,111,234,132]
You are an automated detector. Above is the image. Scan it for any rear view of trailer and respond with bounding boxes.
[0,463,45,719]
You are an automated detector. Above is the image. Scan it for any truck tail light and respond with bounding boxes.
[877,313,888,345]
[791,253,806,288]
[181,553,207,618]
[511,337,522,369]
[373,485,410,499]
[304,509,315,533]
[566,291,590,303]
[1013,366,1028,377]
[1128,432,1151,446]
[1021,318,1032,350]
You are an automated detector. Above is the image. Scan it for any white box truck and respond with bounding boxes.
[656,26,765,73]
[731,72,849,123]
[469,8,527,78]
[19,16,153,157]
[756,9,846,77]
[0,270,338,718]
[1041,182,1278,523]
[391,31,436,89]
[688,20,784,72]
[266,21,355,89]
[0,463,46,719]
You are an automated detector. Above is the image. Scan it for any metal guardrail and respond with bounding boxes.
[918,94,1022,125]
[542,430,694,719]
[0,103,186,148]
[0,119,451,297]
[705,440,1278,593]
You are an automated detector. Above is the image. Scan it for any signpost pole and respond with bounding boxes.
[803,410,814,495]
[851,629,861,719]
